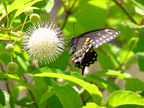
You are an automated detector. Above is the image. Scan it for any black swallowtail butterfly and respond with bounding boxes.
[69,28,120,75]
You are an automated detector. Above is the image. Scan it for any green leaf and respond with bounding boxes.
[1,0,30,20]
[0,33,22,41]
[96,50,113,70]
[10,0,42,26]
[85,75,118,92]
[92,70,131,80]
[43,0,54,13]
[16,55,29,72]
[62,1,108,37]
[30,67,102,105]
[132,0,144,13]
[101,44,121,69]
[83,102,100,108]
[122,20,144,30]
[125,78,144,91]
[0,44,10,56]
[31,77,50,106]
[0,0,42,20]
[39,87,54,105]
[133,30,144,53]
[47,94,63,108]
[0,89,5,106]
[107,90,144,108]
[119,44,135,64]
[137,52,144,71]
[1,0,9,27]
[10,86,26,102]
[52,80,83,108]
[0,90,13,108]
[40,50,70,70]
[1,0,8,14]
[0,73,31,91]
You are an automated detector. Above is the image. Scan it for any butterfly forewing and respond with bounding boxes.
[75,28,120,52]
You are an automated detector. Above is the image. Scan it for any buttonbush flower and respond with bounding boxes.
[22,21,64,64]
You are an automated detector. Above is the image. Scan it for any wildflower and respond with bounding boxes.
[22,21,64,64]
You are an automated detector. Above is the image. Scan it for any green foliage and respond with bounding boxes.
[0,0,144,108]
[107,90,144,108]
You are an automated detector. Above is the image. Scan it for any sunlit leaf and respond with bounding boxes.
[30,67,102,105]
[42,0,54,13]
[107,90,144,108]
[83,102,100,108]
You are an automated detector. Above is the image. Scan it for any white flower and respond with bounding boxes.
[22,21,64,64]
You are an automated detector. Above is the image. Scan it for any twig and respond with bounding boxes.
[22,74,39,108]
[0,63,10,94]
[61,0,77,30]
[12,15,28,45]
[113,0,138,25]
[141,15,144,25]
[119,0,123,5]
[11,21,30,31]
[61,12,71,30]
[0,26,8,31]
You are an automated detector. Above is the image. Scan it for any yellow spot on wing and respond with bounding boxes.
[90,49,93,52]
[93,58,96,60]
[86,38,90,42]
[94,54,97,56]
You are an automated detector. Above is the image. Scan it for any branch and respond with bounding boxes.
[61,0,77,30]
[113,0,138,25]
[0,63,10,94]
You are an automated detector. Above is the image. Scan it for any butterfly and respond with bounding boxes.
[69,28,120,75]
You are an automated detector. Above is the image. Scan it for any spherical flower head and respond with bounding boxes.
[30,14,40,25]
[7,62,18,73]
[6,44,14,52]
[22,21,65,64]
[24,7,33,16]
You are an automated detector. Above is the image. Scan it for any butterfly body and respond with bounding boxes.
[69,28,120,75]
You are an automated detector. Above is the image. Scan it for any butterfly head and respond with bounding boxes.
[69,37,77,55]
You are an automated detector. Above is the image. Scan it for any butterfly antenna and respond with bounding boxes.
[73,22,76,36]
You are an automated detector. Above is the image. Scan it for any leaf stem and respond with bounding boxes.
[12,15,28,45]
[12,21,30,31]
[113,0,138,25]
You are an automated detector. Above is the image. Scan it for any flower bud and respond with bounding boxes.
[30,14,40,25]
[7,62,18,73]
[6,44,14,52]
[24,7,33,16]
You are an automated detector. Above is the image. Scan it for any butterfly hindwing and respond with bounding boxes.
[74,49,98,75]
[72,38,93,63]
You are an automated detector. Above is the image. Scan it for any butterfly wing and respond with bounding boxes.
[75,28,120,52]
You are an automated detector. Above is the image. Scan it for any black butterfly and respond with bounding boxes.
[69,28,120,75]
